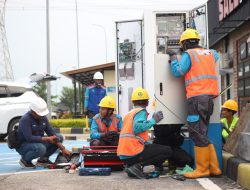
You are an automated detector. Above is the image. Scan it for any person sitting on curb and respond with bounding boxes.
[16,97,71,168]
[90,96,122,146]
[117,87,173,179]
[221,99,239,143]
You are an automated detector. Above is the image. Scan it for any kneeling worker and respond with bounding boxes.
[90,96,122,146]
[117,87,173,179]
[16,97,71,168]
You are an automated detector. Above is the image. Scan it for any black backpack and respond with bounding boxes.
[7,127,22,149]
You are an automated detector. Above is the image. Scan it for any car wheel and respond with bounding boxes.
[8,118,20,134]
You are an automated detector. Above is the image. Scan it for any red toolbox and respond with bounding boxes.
[81,146,124,171]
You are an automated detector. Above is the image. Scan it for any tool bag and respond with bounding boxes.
[7,128,22,149]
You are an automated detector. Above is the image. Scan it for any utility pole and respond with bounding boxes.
[75,0,82,115]
[75,0,80,69]
[0,0,14,81]
[46,0,52,118]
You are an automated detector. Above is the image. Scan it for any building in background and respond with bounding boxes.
[208,0,250,113]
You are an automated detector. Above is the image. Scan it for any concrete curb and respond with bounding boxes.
[53,128,90,141]
[72,147,83,153]
[53,128,90,134]
[223,151,250,190]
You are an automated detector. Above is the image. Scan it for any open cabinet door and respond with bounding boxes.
[189,3,209,48]
[115,20,143,117]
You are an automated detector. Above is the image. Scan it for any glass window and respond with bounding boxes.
[245,78,250,96]
[244,61,250,77]
[8,86,27,97]
[248,42,250,57]
[238,80,244,97]
[240,42,247,60]
[0,87,8,98]
[237,63,244,79]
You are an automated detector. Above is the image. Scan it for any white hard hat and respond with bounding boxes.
[30,97,49,116]
[93,72,103,80]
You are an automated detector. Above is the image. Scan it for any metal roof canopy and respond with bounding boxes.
[62,62,115,86]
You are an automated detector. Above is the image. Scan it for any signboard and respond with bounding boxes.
[218,0,243,21]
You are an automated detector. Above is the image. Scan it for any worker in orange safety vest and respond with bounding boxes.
[90,96,122,146]
[117,87,173,179]
[167,28,222,178]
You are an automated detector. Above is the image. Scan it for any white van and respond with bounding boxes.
[0,82,45,140]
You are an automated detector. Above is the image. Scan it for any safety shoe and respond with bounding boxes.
[127,163,146,179]
[19,159,36,169]
[36,158,53,167]
[125,166,136,178]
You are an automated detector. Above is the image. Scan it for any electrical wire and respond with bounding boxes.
[153,82,234,147]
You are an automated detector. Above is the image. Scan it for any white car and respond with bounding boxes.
[0,82,57,140]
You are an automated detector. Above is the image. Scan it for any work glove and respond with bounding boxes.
[166,49,177,62]
[107,131,118,137]
[102,134,113,143]
[101,133,111,141]
[152,111,164,123]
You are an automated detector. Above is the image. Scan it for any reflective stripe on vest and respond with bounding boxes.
[117,108,148,157]
[221,116,239,139]
[184,48,219,98]
[120,133,146,144]
[185,74,217,86]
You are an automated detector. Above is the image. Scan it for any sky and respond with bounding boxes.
[4,0,207,97]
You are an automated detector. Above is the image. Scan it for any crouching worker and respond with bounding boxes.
[117,87,173,179]
[221,99,239,143]
[90,96,122,146]
[16,97,72,168]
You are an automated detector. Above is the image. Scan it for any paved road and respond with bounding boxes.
[0,140,243,190]
[0,140,88,175]
[0,170,243,190]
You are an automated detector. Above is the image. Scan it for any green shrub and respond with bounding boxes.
[49,118,86,128]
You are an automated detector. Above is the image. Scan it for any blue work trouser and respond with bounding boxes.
[16,134,63,162]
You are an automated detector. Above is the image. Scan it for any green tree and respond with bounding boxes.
[32,82,57,105]
[60,87,75,112]
[32,82,47,100]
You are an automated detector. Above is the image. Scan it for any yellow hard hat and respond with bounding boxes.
[179,28,200,45]
[222,99,238,112]
[98,96,116,109]
[131,87,149,101]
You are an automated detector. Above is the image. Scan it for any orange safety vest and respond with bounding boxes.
[117,108,149,157]
[95,114,120,133]
[185,48,219,99]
